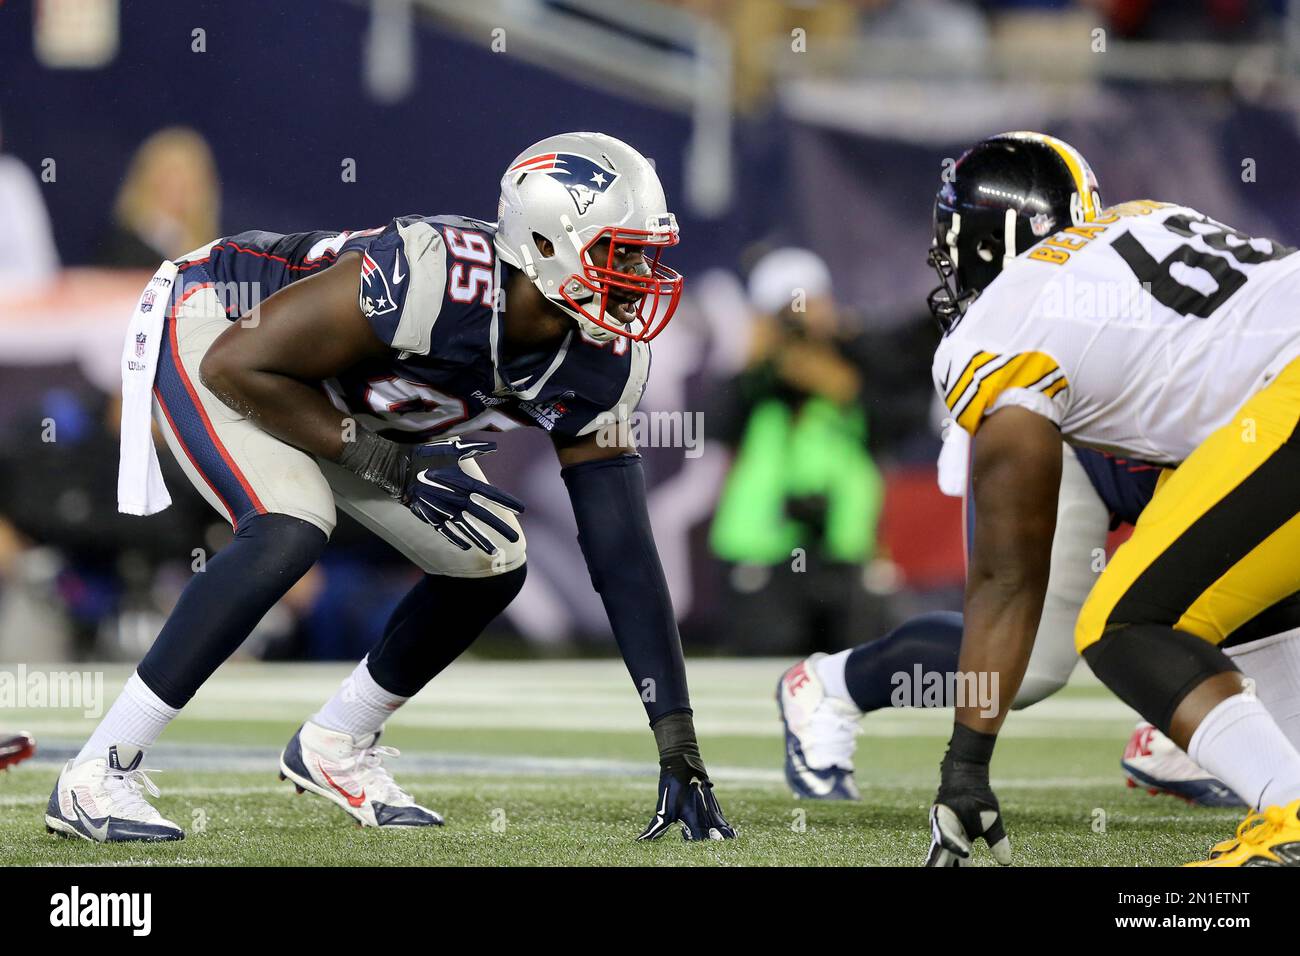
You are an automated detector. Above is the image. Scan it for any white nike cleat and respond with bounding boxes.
[1121,721,1245,808]
[279,720,444,828]
[44,744,184,843]
[777,654,861,800]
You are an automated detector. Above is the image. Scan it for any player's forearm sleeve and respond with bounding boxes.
[562,453,691,723]
[336,427,409,497]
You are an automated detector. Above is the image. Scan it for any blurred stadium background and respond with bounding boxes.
[1,0,1297,670]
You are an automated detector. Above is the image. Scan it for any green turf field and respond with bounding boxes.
[0,660,1245,866]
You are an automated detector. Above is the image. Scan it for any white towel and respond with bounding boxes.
[117,261,179,516]
[936,425,971,498]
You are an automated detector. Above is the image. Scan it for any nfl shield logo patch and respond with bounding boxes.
[135,332,147,358]
[1029,213,1055,237]
[139,289,156,313]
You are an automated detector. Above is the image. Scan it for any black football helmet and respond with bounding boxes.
[927,131,1102,330]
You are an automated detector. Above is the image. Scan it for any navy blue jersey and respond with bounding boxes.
[178,215,649,443]
[963,443,1162,559]
[1072,446,1162,529]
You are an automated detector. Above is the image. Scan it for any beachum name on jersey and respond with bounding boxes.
[932,200,1300,466]
[50,885,151,936]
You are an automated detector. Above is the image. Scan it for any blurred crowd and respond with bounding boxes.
[0,120,429,665]
[668,0,1285,42]
[654,0,1288,106]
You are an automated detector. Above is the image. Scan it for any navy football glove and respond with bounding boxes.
[402,438,524,555]
[637,756,737,842]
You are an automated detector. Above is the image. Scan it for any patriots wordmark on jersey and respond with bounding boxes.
[176,214,650,444]
[934,200,1300,465]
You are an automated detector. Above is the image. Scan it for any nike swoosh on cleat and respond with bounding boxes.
[798,772,833,796]
[786,740,834,796]
[320,766,367,808]
[72,792,110,842]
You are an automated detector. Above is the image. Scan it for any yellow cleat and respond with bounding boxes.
[1203,809,1270,860]
[1185,799,1300,866]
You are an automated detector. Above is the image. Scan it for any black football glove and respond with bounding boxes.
[924,724,1012,867]
[926,780,1012,867]
[402,438,524,555]
[637,755,737,842]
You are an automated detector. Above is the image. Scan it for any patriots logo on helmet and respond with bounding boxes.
[509,152,619,215]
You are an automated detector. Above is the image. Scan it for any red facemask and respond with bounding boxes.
[559,224,683,343]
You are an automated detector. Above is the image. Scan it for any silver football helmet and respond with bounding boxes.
[495,131,682,343]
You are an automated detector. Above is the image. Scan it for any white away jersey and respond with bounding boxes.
[933,200,1300,465]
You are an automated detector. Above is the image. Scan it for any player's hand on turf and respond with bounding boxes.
[925,780,1012,867]
[402,438,524,554]
[637,756,737,842]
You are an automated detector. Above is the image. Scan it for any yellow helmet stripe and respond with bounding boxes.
[1004,131,1097,221]
[1042,135,1096,221]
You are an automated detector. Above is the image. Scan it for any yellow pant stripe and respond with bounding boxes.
[1175,510,1300,643]
[1075,357,1300,651]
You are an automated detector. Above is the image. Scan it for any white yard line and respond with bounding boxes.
[2,739,1127,798]
[0,785,287,807]
[5,659,1139,744]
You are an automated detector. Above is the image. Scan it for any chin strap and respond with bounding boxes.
[1002,208,1019,271]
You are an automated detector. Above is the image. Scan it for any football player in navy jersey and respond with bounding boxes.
[46,132,736,844]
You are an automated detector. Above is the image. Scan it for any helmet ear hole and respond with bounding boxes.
[532,233,555,258]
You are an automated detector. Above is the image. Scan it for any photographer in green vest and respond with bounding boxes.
[710,248,884,654]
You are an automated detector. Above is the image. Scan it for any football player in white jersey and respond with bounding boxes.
[922,132,1300,867]
[778,436,1248,809]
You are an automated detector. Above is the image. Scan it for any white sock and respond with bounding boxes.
[312,657,408,739]
[815,649,856,707]
[75,671,180,766]
[1226,627,1300,751]
[1188,692,1300,809]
